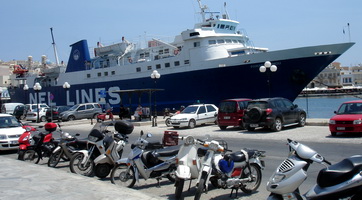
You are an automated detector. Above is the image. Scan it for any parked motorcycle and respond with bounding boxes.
[69,120,133,178]
[193,137,265,200]
[110,130,179,188]
[97,107,114,122]
[47,124,87,167]
[20,122,58,164]
[17,125,38,160]
[267,139,362,200]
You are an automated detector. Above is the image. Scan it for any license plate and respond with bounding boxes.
[337,127,345,130]
[250,124,259,128]
[11,141,19,144]
[224,116,230,119]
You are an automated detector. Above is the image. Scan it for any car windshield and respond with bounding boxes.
[68,105,79,111]
[0,116,21,128]
[181,106,198,114]
[337,103,362,114]
[247,101,268,109]
[219,101,236,113]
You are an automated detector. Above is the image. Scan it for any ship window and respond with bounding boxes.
[174,61,180,66]
[159,50,163,55]
[87,74,91,78]
[97,72,101,77]
[220,24,225,29]
[225,39,232,43]
[136,67,141,72]
[111,71,115,75]
[225,25,230,30]
[156,64,161,69]
[145,52,150,57]
[165,63,170,68]
[104,72,108,76]
[232,40,238,43]
[217,24,220,28]
[230,26,235,31]
[147,66,152,70]
[194,42,200,47]
[164,49,169,54]
[189,32,200,37]
[238,40,243,43]
[184,60,190,65]
[217,39,225,44]
[209,40,216,45]
[140,53,145,58]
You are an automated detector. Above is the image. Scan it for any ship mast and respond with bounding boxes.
[197,0,207,22]
[50,27,60,66]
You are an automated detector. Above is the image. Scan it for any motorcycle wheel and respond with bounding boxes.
[23,150,41,164]
[110,164,136,188]
[166,167,177,182]
[69,153,94,177]
[48,151,62,167]
[94,163,111,179]
[194,173,207,200]
[240,163,262,193]
[174,178,185,200]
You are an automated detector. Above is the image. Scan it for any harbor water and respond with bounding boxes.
[294,95,361,119]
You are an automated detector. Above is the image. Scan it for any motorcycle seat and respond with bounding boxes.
[317,155,362,188]
[154,145,180,157]
[228,149,257,163]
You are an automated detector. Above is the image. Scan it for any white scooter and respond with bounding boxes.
[267,139,362,200]
[174,135,207,200]
[110,131,179,188]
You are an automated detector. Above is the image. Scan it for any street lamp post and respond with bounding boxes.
[259,61,277,97]
[150,70,160,127]
[33,82,42,123]
[62,82,71,122]
[23,84,29,118]
[0,87,3,113]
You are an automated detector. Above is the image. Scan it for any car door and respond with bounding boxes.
[206,105,217,123]
[196,105,208,124]
[84,104,95,118]
[280,99,296,123]
[76,105,86,119]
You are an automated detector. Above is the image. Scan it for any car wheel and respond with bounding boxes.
[188,119,196,129]
[246,125,255,131]
[271,118,282,132]
[67,115,75,121]
[93,113,99,119]
[219,126,227,130]
[247,107,262,123]
[331,132,337,136]
[40,116,46,122]
[298,113,306,127]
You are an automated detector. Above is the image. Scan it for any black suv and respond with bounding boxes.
[243,97,306,132]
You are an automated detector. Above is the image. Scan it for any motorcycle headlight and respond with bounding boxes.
[88,135,98,142]
[354,120,362,125]
[184,136,195,145]
[272,173,285,183]
[329,120,336,124]
[209,142,219,151]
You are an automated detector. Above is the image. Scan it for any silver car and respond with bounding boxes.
[59,103,102,121]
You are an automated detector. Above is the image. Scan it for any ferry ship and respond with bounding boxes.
[8,0,354,114]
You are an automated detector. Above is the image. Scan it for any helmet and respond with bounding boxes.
[44,122,57,132]
[218,158,234,173]
[115,120,134,135]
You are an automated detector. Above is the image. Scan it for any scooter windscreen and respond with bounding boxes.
[88,129,104,142]
[288,139,324,162]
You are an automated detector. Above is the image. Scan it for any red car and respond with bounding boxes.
[329,100,362,136]
[217,98,251,130]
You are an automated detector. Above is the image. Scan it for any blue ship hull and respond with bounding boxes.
[8,52,342,114]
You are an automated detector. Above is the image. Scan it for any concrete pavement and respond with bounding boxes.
[0,118,329,200]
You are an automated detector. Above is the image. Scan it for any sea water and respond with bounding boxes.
[294,95,361,119]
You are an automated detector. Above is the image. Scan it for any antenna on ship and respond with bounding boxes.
[197,0,207,22]
[50,27,60,66]
[223,2,230,19]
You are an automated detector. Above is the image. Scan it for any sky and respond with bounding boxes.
[0,0,361,66]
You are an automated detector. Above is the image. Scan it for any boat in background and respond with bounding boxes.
[8,0,354,114]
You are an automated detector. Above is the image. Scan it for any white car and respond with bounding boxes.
[170,104,218,129]
[26,108,47,122]
[0,114,26,151]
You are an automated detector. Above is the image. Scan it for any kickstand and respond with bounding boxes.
[156,178,161,188]
[230,188,239,198]
[187,179,192,191]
